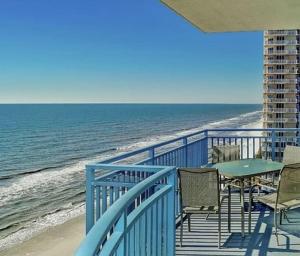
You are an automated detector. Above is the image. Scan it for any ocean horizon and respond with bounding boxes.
[0,103,262,250]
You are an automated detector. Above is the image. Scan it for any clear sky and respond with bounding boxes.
[0,0,263,104]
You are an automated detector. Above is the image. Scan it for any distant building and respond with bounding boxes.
[263,30,300,160]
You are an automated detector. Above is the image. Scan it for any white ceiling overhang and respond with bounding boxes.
[161,0,300,32]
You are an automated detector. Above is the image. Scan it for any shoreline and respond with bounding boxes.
[0,215,85,256]
[0,111,263,253]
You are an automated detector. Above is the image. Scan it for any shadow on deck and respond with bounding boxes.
[176,192,300,256]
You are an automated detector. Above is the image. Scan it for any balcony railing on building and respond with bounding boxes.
[263,117,298,123]
[264,30,299,36]
[264,40,300,45]
[264,88,298,94]
[263,98,297,103]
[264,69,298,74]
[263,108,298,113]
[264,50,298,55]
[265,59,299,65]
[264,78,298,84]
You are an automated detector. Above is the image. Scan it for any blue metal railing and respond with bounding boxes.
[76,128,300,256]
[76,164,176,256]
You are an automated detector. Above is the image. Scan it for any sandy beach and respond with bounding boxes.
[0,215,85,256]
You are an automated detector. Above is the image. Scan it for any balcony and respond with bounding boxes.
[264,88,298,93]
[264,69,298,74]
[263,98,297,103]
[264,78,298,84]
[264,30,299,36]
[264,50,298,55]
[75,128,300,256]
[264,40,300,45]
[263,108,298,113]
[263,118,298,123]
[264,59,299,65]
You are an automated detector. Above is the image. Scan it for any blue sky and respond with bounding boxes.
[0,0,263,104]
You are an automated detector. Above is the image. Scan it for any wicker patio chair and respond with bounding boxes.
[255,145,300,190]
[255,163,300,244]
[178,168,231,248]
[212,144,241,190]
[212,144,240,164]
[283,145,300,165]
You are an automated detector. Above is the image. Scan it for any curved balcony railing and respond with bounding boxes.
[263,98,297,103]
[76,128,300,256]
[264,69,298,74]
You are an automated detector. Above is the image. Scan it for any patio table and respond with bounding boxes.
[214,158,284,238]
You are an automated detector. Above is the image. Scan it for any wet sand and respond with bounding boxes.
[0,215,85,256]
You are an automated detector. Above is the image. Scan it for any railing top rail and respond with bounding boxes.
[98,128,300,164]
[99,130,206,164]
[76,165,175,256]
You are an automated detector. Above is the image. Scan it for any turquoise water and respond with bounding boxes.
[0,104,262,249]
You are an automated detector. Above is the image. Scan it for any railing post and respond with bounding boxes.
[182,137,188,167]
[203,130,209,165]
[149,148,155,165]
[115,212,127,255]
[271,130,276,161]
[167,169,176,256]
[86,166,95,234]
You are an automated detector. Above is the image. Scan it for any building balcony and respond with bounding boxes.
[263,108,298,113]
[264,59,299,65]
[264,88,298,93]
[264,30,299,36]
[264,69,298,74]
[263,98,297,103]
[75,128,300,256]
[264,78,298,84]
[264,40,300,45]
[263,118,298,123]
[264,50,298,55]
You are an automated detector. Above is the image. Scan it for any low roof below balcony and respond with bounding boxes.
[161,0,300,32]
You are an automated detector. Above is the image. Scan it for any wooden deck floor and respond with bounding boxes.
[176,192,300,256]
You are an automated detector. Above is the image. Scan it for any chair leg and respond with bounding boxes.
[180,213,183,247]
[248,186,253,234]
[228,185,231,233]
[188,214,191,232]
[218,211,221,248]
[274,210,280,246]
[280,210,283,225]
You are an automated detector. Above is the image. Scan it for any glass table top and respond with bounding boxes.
[213,158,284,178]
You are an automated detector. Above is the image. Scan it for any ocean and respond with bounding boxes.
[0,104,262,250]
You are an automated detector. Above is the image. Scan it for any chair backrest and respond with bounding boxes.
[212,145,240,164]
[282,145,300,165]
[276,163,300,206]
[178,168,220,208]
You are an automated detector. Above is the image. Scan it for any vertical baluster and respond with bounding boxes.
[241,138,243,159]
[247,138,249,159]
[109,186,113,207]
[96,186,101,220]
[271,130,276,161]
[115,212,126,255]
[146,206,152,255]
[253,138,256,158]
[152,200,158,255]
[265,137,268,160]
[102,186,107,215]
[157,198,162,256]
[86,166,95,234]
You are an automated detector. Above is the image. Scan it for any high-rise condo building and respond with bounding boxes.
[263,29,300,160]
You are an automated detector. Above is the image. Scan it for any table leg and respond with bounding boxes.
[240,178,245,238]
